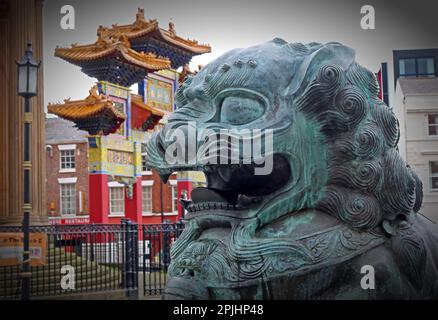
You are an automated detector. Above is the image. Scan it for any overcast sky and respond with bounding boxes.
[43,0,438,109]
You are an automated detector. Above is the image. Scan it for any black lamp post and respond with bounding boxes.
[160,181,164,223]
[16,42,40,300]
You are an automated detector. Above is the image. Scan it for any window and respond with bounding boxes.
[418,58,435,76]
[60,183,76,215]
[60,149,75,171]
[399,58,416,77]
[428,114,438,136]
[399,57,435,78]
[142,186,152,213]
[171,185,178,213]
[109,186,125,216]
[430,162,438,191]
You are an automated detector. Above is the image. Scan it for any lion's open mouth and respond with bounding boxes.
[181,154,291,213]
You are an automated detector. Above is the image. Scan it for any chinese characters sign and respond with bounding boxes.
[107,149,134,165]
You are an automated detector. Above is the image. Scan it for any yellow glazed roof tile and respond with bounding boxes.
[54,35,171,70]
[100,8,211,54]
[47,85,127,121]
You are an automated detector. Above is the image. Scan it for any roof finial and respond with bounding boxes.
[168,18,176,36]
[88,85,101,100]
[96,25,111,45]
[136,8,145,23]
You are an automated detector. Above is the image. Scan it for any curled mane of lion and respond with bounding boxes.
[147,39,438,299]
[295,45,418,230]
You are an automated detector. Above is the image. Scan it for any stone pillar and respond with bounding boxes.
[0,0,47,225]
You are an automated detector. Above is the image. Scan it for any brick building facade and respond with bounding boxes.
[46,118,89,222]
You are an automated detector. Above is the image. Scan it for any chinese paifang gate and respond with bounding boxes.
[48,8,210,225]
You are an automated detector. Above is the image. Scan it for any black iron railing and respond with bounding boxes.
[0,220,186,299]
[0,220,138,300]
[141,221,185,296]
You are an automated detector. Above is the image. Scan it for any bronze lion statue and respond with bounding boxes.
[146,39,438,299]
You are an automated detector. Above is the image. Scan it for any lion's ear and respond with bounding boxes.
[284,42,355,96]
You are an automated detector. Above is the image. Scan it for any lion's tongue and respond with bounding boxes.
[191,187,238,205]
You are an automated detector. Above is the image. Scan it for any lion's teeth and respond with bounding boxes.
[236,194,263,208]
[186,200,245,212]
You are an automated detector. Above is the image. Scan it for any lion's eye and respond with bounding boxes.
[220,96,264,125]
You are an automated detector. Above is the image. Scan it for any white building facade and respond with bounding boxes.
[394,78,438,222]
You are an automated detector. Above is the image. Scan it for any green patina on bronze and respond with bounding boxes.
[146,39,438,299]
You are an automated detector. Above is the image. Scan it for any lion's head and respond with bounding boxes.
[146,39,422,232]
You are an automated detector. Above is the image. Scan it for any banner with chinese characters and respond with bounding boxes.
[0,233,47,266]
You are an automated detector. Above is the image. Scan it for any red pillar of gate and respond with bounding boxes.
[125,176,142,223]
[89,174,109,224]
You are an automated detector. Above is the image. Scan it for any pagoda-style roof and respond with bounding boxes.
[47,86,126,135]
[55,35,171,87]
[98,8,211,68]
[131,94,169,131]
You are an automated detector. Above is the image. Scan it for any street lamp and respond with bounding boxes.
[17,43,40,98]
[16,42,40,300]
